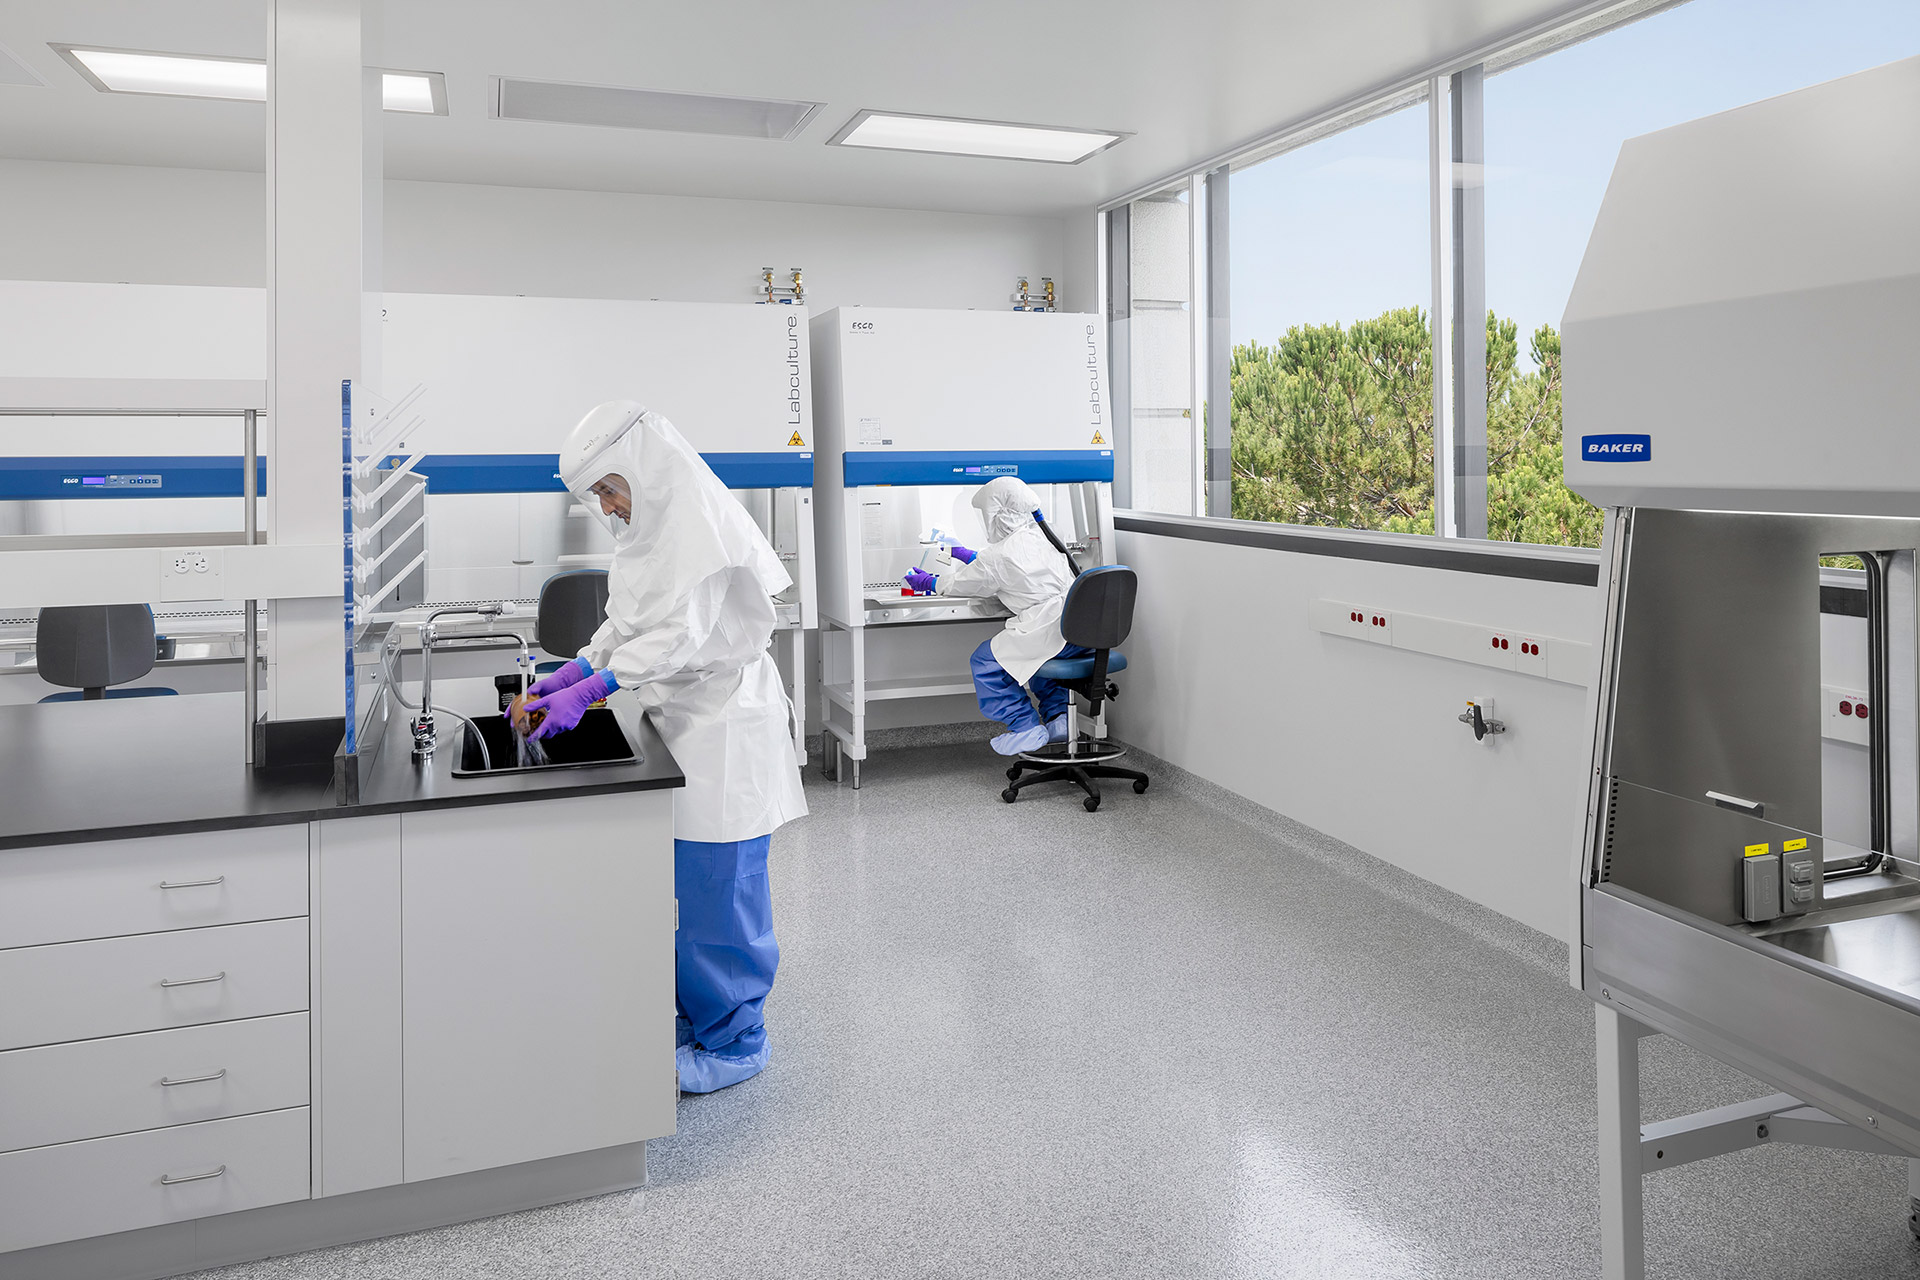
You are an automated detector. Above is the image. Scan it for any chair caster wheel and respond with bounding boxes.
[1133,779,1148,793]
[1002,788,1018,803]
[1083,795,1101,812]
[1006,766,1022,782]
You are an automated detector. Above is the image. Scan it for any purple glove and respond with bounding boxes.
[949,544,976,565]
[904,568,937,595]
[524,669,618,741]
[526,656,593,700]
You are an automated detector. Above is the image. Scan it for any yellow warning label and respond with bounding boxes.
[1744,842,1772,858]
[1783,838,1808,852]
[787,432,806,447]
[1091,430,1106,445]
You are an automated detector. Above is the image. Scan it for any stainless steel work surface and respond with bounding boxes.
[1767,905,1920,1001]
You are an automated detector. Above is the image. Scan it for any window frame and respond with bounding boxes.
[1098,0,1689,567]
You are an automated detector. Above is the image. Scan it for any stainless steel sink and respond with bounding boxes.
[452,708,637,777]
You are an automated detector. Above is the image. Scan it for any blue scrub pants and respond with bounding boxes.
[968,640,1092,732]
[674,835,778,1057]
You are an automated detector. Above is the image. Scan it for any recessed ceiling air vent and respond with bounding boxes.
[0,42,44,87]
[491,77,820,141]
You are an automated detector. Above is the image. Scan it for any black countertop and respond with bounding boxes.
[0,691,684,851]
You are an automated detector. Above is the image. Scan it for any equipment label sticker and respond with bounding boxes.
[1581,433,1652,461]
[1783,838,1808,852]
[1744,842,1771,858]
[1091,430,1105,445]
[787,432,806,447]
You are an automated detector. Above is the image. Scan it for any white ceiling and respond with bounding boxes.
[0,0,1597,217]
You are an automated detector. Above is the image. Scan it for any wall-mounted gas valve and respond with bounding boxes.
[758,267,804,305]
[1458,697,1506,741]
[1011,277,1056,312]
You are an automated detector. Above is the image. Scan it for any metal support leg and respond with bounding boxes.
[1597,1004,1652,1280]
[242,407,258,766]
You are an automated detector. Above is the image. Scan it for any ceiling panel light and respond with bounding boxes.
[492,77,820,140]
[56,45,265,101]
[52,45,448,114]
[828,110,1126,164]
[381,70,447,115]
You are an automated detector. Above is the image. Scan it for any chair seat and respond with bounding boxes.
[39,687,178,704]
[1036,651,1127,682]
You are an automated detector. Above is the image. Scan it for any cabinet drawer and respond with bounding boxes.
[0,825,307,951]
[0,918,308,1052]
[0,1013,308,1154]
[0,1106,309,1254]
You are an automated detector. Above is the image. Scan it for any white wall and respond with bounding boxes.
[1111,528,1601,941]
[0,158,1067,312]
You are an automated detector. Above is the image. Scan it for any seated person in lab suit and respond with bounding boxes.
[904,476,1087,756]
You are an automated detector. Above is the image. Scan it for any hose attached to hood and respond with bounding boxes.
[1032,509,1082,578]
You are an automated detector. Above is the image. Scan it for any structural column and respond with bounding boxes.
[266,0,382,722]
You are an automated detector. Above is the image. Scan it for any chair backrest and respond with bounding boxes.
[1058,565,1137,651]
[36,604,156,692]
[537,570,610,658]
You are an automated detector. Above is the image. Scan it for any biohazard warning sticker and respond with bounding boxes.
[787,432,806,447]
[1090,429,1106,445]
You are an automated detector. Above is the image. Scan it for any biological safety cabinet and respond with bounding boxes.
[1565,55,1920,1278]
[809,306,1116,786]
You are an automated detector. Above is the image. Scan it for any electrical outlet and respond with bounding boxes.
[1826,685,1870,746]
[170,555,191,575]
[1349,605,1392,644]
[1515,636,1549,677]
[1485,630,1515,667]
[188,552,210,574]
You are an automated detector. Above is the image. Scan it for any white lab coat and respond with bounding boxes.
[573,410,807,843]
[935,479,1075,686]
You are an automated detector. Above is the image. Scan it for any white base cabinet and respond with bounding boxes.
[400,794,677,1181]
[0,787,678,1268]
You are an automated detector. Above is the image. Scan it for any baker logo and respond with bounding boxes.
[1581,433,1652,462]
[1090,430,1105,445]
[787,432,806,447]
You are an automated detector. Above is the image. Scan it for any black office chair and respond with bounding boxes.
[1002,565,1150,812]
[494,570,611,711]
[36,604,177,703]
[537,570,610,660]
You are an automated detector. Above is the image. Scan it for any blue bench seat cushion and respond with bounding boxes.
[1035,651,1127,682]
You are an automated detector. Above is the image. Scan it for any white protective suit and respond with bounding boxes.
[559,401,807,843]
[934,477,1075,685]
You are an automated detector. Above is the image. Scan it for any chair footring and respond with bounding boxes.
[1015,738,1129,765]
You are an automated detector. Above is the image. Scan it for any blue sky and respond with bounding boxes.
[1229,0,1920,351]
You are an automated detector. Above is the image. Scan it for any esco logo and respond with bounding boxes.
[850,321,875,332]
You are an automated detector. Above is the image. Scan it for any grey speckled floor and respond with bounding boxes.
[193,742,1920,1279]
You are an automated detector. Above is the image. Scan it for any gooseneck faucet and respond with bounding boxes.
[410,602,512,760]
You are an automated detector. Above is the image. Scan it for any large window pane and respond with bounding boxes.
[1228,100,1433,532]
[1483,0,1920,547]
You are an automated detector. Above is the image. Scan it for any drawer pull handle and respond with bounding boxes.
[159,876,226,890]
[159,1068,227,1087]
[159,971,226,989]
[159,1164,226,1186]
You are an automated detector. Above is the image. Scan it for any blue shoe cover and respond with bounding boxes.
[1047,714,1069,744]
[675,1015,694,1048]
[991,724,1052,756]
[677,1039,769,1094]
